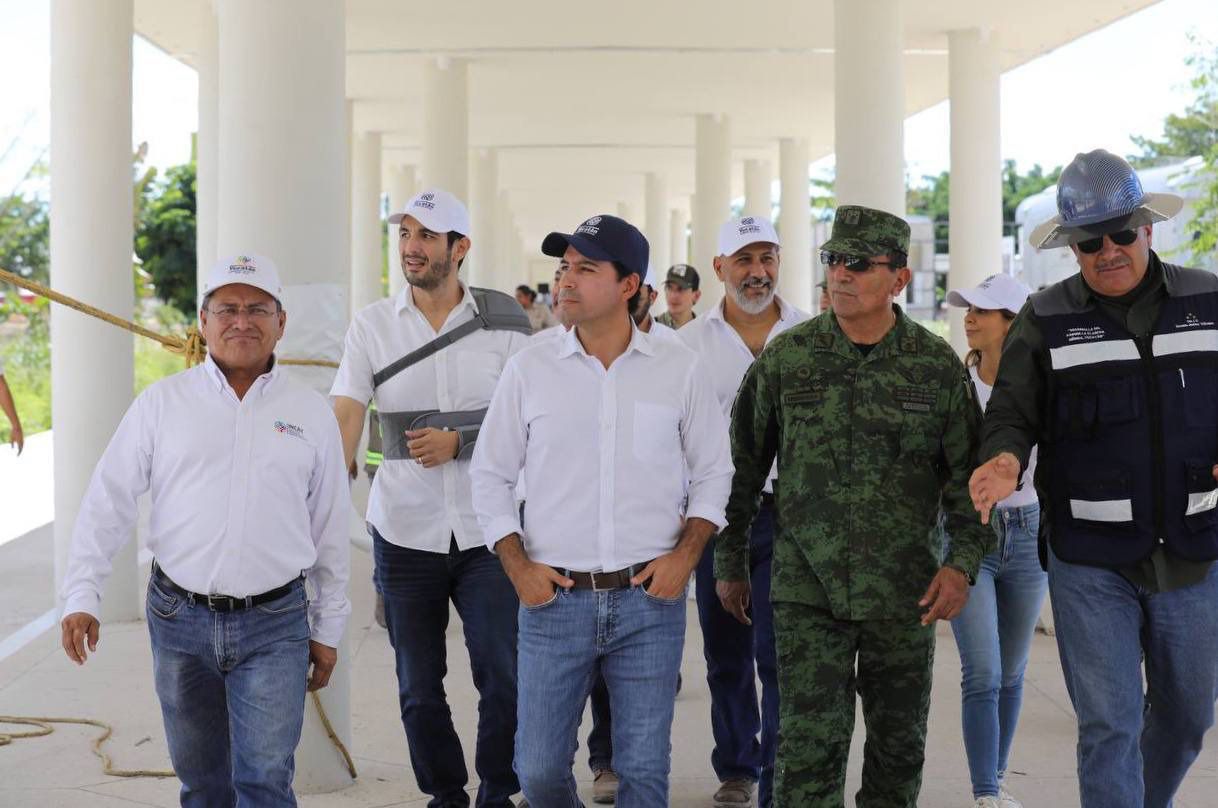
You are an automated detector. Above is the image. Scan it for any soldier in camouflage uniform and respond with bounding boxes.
[715,205,994,808]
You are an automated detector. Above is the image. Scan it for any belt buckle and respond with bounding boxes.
[590,571,614,592]
[206,593,231,612]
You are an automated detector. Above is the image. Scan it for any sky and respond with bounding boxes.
[1,0,1216,197]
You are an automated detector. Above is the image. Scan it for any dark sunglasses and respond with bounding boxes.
[819,250,891,272]
[1076,229,1138,254]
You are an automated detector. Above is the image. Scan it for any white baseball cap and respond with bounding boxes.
[388,188,471,236]
[643,265,659,289]
[946,273,1031,315]
[717,215,780,257]
[202,253,283,303]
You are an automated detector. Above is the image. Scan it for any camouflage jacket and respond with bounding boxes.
[715,306,994,621]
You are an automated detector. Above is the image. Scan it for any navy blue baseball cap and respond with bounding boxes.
[541,214,650,280]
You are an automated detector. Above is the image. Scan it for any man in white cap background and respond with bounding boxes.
[631,266,680,342]
[678,215,809,808]
[331,188,532,807]
[947,274,1045,808]
[59,254,352,806]
[970,149,1218,808]
[471,213,733,806]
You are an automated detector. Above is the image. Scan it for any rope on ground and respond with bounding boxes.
[0,695,358,780]
[0,714,176,778]
[0,267,339,370]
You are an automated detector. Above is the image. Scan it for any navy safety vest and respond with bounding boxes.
[1033,262,1218,567]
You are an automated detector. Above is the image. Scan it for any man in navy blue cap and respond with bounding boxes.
[971,150,1218,808]
[471,215,735,807]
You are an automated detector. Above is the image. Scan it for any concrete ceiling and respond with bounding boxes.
[135,0,1162,249]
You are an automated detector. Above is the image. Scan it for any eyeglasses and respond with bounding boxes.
[1076,229,1138,254]
[206,305,279,323]
[819,250,892,272]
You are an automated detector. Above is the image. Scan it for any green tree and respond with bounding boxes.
[135,158,197,315]
[0,189,49,284]
[1128,37,1218,168]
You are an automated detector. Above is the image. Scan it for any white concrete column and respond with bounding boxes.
[470,149,499,289]
[386,164,416,298]
[948,28,1003,354]
[350,131,383,315]
[195,0,218,294]
[669,208,689,265]
[694,113,732,310]
[779,138,813,312]
[644,173,669,279]
[834,0,905,215]
[51,0,138,622]
[215,0,351,791]
[744,159,772,219]
[494,191,516,294]
[422,57,468,201]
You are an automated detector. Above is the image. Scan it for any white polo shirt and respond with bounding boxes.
[330,284,530,553]
[470,321,735,572]
[60,354,352,647]
[678,296,810,492]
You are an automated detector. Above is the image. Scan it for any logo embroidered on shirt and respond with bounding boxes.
[274,420,306,440]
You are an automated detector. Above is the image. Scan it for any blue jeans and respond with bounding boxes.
[515,585,687,807]
[146,576,310,807]
[949,503,1047,799]
[587,673,613,772]
[374,531,520,808]
[1049,546,1218,808]
[695,501,778,807]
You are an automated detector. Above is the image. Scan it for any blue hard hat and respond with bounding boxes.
[1030,149,1183,250]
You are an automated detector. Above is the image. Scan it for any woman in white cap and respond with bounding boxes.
[946,273,1045,808]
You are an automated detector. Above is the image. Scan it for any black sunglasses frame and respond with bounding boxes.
[819,250,892,272]
[1076,229,1139,254]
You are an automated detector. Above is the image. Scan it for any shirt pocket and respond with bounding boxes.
[632,401,682,464]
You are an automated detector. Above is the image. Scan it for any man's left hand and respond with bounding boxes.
[918,566,970,625]
[630,547,697,600]
[308,641,338,691]
[405,428,460,468]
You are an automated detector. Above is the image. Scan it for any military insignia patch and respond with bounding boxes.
[893,385,936,412]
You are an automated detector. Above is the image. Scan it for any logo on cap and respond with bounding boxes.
[229,256,256,275]
[844,209,860,225]
[673,266,687,277]
[576,216,602,236]
[414,192,436,210]
[741,217,754,225]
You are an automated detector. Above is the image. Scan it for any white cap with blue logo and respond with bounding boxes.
[389,188,471,236]
[717,215,781,258]
[202,254,283,303]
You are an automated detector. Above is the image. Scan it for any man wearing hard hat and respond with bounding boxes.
[970,150,1218,808]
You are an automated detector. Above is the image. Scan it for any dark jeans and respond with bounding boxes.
[588,673,613,772]
[695,501,779,807]
[373,530,520,808]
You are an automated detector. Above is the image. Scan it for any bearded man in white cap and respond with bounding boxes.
[678,215,810,808]
[60,254,352,806]
[331,188,532,808]
[971,149,1218,808]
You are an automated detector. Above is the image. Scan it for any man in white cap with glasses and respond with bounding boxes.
[60,254,352,806]
[970,149,1218,808]
[678,215,809,808]
[331,188,532,807]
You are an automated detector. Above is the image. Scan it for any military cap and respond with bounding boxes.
[821,205,910,257]
[664,263,700,290]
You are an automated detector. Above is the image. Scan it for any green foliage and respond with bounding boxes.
[135,158,197,316]
[0,298,51,438]
[1128,37,1218,169]
[906,161,1061,253]
[0,181,50,285]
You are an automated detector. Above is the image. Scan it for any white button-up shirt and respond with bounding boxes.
[330,285,529,553]
[678,296,810,492]
[60,355,352,647]
[470,322,735,572]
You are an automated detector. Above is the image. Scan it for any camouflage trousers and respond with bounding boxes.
[772,601,935,808]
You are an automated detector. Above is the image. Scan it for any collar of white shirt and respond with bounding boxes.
[556,317,657,360]
[202,352,281,396]
[393,281,480,320]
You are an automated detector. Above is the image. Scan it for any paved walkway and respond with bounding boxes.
[1,535,1216,807]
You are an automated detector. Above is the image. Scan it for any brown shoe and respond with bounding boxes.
[713,778,755,807]
[593,769,619,804]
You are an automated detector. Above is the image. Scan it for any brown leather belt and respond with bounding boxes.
[561,561,653,591]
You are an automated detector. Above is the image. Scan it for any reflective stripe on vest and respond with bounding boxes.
[1153,328,1218,357]
[1069,498,1133,522]
[1048,338,1139,370]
